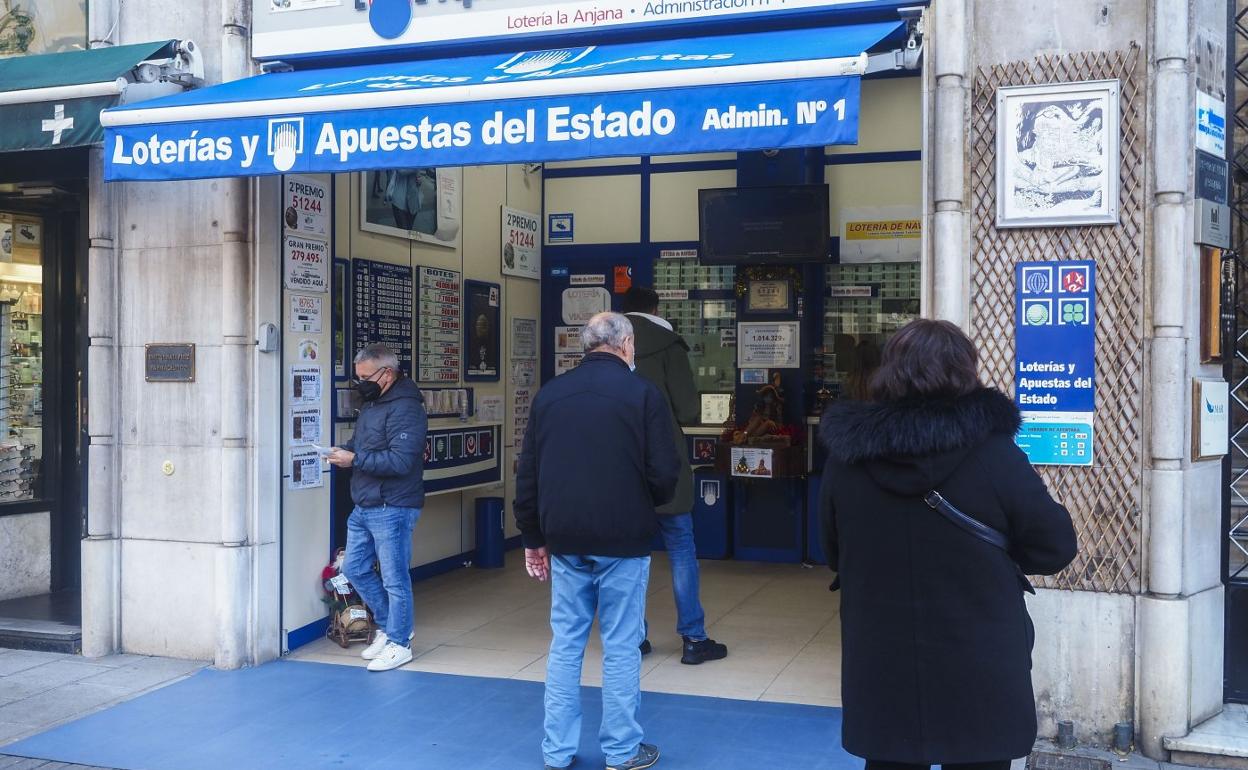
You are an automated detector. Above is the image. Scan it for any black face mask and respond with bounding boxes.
[355,380,383,402]
[354,368,388,402]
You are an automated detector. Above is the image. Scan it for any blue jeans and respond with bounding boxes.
[342,505,420,646]
[544,554,650,768]
[655,513,707,641]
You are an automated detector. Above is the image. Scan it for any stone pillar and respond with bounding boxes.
[214,0,255,670]
[929,0,970,328]
[81,0,122,660]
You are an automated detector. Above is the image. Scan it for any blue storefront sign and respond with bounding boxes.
[1014,260,1096,466]
[102,23,896,182]
[104,76,861,181]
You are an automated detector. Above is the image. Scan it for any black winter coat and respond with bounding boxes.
[514,352,681,557]
[629,313,699,514]
[818,388,1077,764]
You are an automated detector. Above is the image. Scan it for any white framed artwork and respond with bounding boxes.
[360,167,462,248]
[996,80,1120,228]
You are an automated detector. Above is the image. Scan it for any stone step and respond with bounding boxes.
[1165,704,1248,769]
[0,617,81,654]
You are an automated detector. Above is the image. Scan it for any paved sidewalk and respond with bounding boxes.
[0,649,205,752]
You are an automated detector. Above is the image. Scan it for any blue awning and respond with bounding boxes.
[101,22,906,181]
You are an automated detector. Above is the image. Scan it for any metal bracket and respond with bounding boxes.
[129,39,205,90]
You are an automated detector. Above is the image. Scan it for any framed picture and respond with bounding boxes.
[692,438,718,462]
[996,80,1120,228]
[746,278,793,313]
[464,280,501,381]
[333,259,348,380]
[360,167,462,248]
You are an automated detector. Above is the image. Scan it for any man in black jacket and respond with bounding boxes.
[328,344,427,673]
[515,312,680,770]
[622,286,727,665]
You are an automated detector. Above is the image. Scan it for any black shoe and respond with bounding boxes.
[681,636,727,665]
[544,757,576,770]
[639,639,652,656]
[607,743,659,770]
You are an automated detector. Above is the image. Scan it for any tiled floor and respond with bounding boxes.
[290,552,844,706]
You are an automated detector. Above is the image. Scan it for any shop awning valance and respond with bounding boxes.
[0,41,183,153]
[101,21,907,182]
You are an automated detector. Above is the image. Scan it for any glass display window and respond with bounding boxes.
[654,259,737,404]
[820,261,920,400]
[0,213,44,503]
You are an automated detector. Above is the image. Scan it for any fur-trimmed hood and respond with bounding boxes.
[819,388,1021,496]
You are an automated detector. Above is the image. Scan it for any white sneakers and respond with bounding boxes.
[367,642,413,672]
[361,631,391,661]
[362,629,416,672]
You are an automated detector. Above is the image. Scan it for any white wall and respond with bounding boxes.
[276,165,542,648]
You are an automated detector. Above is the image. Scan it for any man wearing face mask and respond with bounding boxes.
[327,344,428,672]
[515,312,680,770]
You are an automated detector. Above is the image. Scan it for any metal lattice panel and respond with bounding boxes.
[969,48,1145,593]
[1227,3,1248,582]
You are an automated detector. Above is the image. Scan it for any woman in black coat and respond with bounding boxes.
[818,320,1077,770]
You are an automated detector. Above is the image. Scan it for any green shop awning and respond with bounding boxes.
[0,40,181,152]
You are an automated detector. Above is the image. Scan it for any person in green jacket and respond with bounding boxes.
[622,287,728,665]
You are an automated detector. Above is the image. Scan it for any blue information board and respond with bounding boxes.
[352,258,414,374]
[1014,260,1096,466]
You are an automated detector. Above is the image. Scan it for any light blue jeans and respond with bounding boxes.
[342,504,420,646]
[543,554,650,768]
[655,513,707,640]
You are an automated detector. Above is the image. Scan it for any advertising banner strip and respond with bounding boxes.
[106,23,898,118]
[105,77,860,181]
[250,0,912,61]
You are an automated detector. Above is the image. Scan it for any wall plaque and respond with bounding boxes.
[145,344,196,382]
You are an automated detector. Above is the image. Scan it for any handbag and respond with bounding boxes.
[923,490,1035,594]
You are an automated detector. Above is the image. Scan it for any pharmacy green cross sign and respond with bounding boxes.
[0,96,115,152]
[0,40,177,153]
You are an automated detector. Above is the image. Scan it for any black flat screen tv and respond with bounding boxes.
[698,185,830,265]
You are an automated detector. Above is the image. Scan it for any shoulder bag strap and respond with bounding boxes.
[923,490,1036,594]
[922,490,1010,551]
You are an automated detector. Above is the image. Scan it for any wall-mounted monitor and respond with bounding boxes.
[698,185,830,265]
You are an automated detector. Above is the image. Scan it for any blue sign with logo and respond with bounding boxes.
[102,24,891,181]
[548,213,574,242]
[104,76,860,181]
[1014,260,1096,466]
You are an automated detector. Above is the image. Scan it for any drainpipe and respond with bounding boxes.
[929,0,969,328]
[1139,0,1191,758]
[215,0,254,669]
[81,0,121,660]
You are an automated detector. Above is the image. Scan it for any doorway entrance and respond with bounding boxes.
[0,163,89,653]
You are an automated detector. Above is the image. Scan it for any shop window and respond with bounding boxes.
[820,262,921,399]
[0,0,87,58]
[0,213,43,502]
[654,259,737,394]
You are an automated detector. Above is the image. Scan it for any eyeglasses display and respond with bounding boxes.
[0,219,44,503]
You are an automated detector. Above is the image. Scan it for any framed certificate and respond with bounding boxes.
[746,278,792,313]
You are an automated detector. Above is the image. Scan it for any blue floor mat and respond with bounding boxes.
[4,660,854,769]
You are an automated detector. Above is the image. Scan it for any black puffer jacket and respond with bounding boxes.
[818,388,1077,763]
[342,377,428,509]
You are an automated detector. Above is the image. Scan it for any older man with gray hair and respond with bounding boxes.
[515,312,680,770]
[327,343,427,672]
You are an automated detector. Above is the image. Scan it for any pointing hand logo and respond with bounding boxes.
[267,118,304,172]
